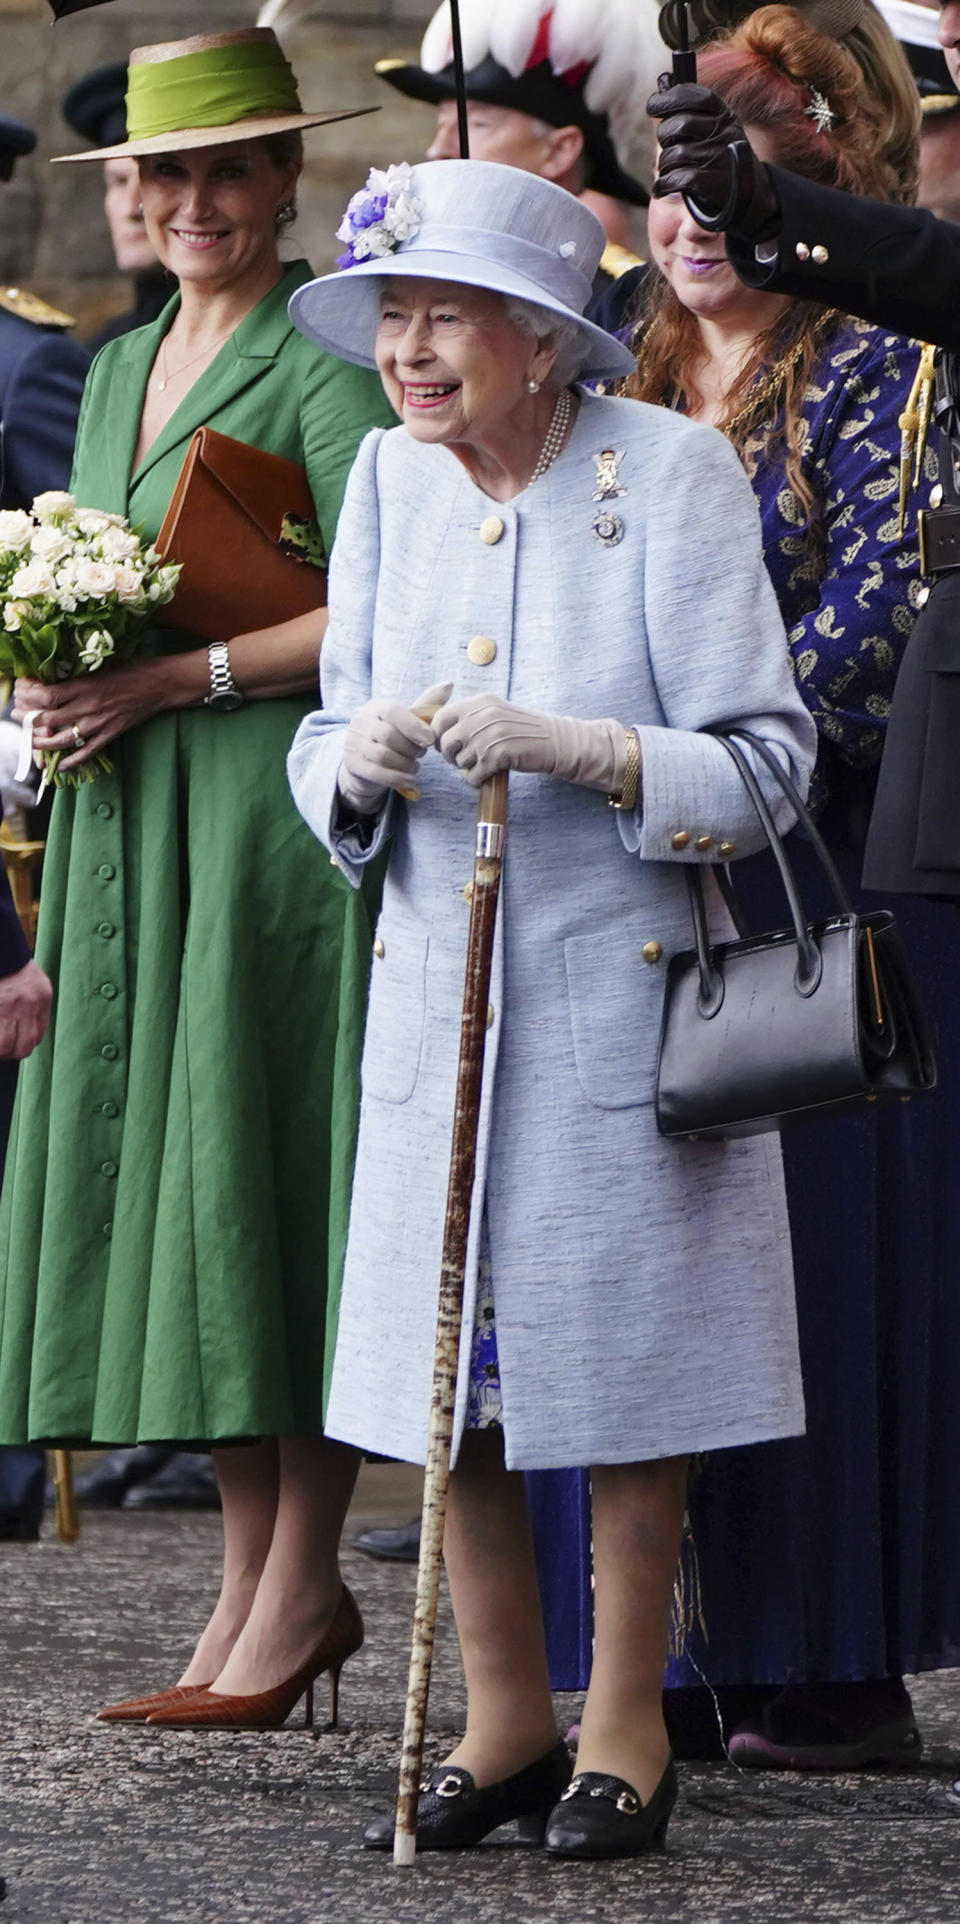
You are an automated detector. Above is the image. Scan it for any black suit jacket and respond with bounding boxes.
[725,168,960,894]
[728,166,960,351]
[0,308,90,511]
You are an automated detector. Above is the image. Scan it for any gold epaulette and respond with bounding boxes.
[0,285,75,329]
[599,242,645,281]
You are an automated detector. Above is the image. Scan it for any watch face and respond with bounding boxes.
[207,688,244,713]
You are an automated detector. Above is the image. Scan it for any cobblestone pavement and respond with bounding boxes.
[1,1510,959,1924]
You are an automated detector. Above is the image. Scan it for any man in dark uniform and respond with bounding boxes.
[60,64,169,351]
[0,115,58,1539]
[376,0,653,312]
[649,0,960,902]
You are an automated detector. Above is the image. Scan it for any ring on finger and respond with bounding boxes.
[71,725,87,749]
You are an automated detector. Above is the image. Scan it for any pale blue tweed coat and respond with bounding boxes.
[289,390,818,1471]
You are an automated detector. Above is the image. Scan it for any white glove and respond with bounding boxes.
[432,692,630,793]
[338,681,453,813]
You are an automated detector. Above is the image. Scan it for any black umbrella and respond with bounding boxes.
[47,0,115,14]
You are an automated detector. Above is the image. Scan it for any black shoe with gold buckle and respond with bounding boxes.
[543,1760,678,1860]
[362,1739,572,1851]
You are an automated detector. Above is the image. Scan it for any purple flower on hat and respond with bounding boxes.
[335,162,423,271]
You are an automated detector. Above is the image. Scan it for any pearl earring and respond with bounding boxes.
[528,379,540,393]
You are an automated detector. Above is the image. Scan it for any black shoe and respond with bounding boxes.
[727,1680,920,1771]
[363,1740,572,1851]
[544,1760,678,1860]
[61,1446,173,1510]
[122,1453,219,1510]
[353,1517,421,1562]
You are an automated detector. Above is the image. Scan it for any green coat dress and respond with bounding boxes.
[0,262,394,1445]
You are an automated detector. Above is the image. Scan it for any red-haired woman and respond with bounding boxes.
[532,3,960,1771]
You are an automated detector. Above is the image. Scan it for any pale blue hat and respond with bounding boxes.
[288,158,636,383]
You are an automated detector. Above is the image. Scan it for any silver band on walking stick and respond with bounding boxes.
[476,821,504,860]
[393,766,509,1867]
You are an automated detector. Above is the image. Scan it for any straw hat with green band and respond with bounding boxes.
[52,28,378,163]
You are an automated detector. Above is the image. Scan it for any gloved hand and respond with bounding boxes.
[432,692,630,793]
[648,81,782,240]
[338,681,453,813]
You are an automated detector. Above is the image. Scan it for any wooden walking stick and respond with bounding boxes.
[52,1449,79,1543]
[393,767,508,1867]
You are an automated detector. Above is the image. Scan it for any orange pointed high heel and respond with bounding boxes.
[96,1683,214,1724]
[144,1585,363,1734]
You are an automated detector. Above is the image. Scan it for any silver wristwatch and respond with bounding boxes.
[204,642,244,713]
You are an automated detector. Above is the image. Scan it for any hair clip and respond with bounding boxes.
[805,89,834,134]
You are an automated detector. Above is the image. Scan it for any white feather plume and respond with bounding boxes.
[420,0,664,149]
[256,0,318,33]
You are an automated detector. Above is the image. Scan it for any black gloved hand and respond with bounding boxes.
[647,80,782,240]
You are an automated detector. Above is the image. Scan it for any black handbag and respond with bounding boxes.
[655,727,937,1140]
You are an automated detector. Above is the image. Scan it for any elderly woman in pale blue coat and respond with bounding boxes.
[288,158,817,1864]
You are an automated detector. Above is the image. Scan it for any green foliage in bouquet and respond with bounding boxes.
[0,491,181,786]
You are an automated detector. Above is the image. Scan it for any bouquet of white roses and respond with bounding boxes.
[0,490,181,787]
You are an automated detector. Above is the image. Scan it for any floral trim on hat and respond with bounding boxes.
[336,163,423,269]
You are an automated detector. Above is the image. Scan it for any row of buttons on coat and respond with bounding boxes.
[795,242,829,264]
[94,807,122,1240]
[671,829,736,856]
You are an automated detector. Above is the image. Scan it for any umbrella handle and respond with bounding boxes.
[393,766,508,1866]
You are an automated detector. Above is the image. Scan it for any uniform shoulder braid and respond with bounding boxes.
[0,286,75,330]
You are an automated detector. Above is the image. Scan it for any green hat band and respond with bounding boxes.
[126,41,302,142]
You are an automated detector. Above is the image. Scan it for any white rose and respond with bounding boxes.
[4,603,27,631]
[9,560,57,600]
[75,507,114,537]
[74,560,118,600]
[100,524,140,562]
[30,525,72,566]
[32,491,76,522]
[0,510,34,553]
[113,565,145,605]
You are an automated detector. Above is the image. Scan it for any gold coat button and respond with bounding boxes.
[641,941,663,965]
[917,585,930,607]
[811,244,829,264]
[795,241,811,262]
[467,635,497,666]
[479,516,505,545]
[373,936,385,958]
[671,831,691,850]
[486,1003,495,1029]
[717,840,736,858]
[695,834,713,852]
[931,483,944,508]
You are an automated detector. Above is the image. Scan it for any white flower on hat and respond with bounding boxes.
[336,162,423,269]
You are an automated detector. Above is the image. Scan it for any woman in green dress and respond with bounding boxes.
[0,29,394,1727]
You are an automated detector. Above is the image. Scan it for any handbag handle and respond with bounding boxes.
[685,729,835,1013]
[714,727,854,914]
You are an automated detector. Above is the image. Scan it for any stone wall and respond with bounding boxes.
[0,0,434,337]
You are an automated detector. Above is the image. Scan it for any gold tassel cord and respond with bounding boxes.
[898,343,938,538]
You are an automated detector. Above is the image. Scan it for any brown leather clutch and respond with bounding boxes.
[155,425,327,642]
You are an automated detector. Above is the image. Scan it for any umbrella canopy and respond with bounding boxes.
[48,0,116,15]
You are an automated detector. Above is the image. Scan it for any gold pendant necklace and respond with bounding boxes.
[156,324,234,393]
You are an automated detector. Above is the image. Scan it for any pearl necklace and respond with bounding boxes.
[528,387,574,488]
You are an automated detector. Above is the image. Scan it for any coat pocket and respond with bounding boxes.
[361,920,428,1106]
[564,913,677,1110]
